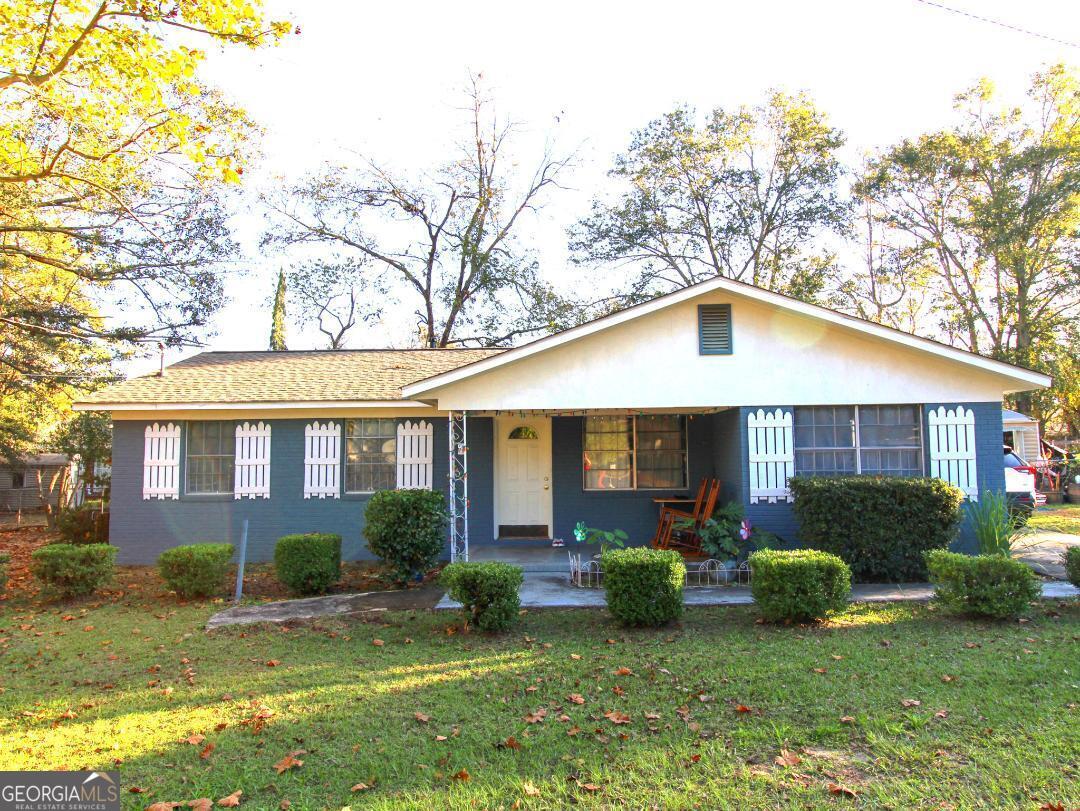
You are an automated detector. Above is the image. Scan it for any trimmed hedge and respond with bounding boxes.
[790,476,964,581]
[441,562,524,633]
[601,548,685,627]
[56,503,110,544]
[274,533,342,596]
[1064,546,1080,589]
[0,551,9,593]
[926,550,1040,619]
[30,543,116,599]
[749,549,851,622]
[363,489,449,584]
[157,543,234,598]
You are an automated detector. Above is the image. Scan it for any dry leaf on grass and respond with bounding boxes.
[524,708,547,723]
[567,693,585,705]
[522,782,541,797]
[198,743,215,760]
[774,749,802,767]
[901,699,921,708]
[414,712,431,723]
[828,782,858,798]
[451,768,470,781]
[350,783,372,792]
[184,734,205,746]
[273,751,305,774]
[216,790,242,807]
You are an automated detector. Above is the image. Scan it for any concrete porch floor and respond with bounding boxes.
[468,540,715,573]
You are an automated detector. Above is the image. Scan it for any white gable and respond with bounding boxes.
[405,284,1048,411]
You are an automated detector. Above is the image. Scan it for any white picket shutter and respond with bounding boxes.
[143,422,181,500]
[234,422,271,499]
[747,408,795,504]
[304,421,340,498]
[928,406,978,500]
[396,420,433,489]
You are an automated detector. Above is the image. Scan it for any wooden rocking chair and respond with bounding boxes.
[653,478,719,554]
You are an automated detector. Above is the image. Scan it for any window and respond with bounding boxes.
[345,418,397,492]
[583,415,687,490]
[794,405,922,477]
[508,426,539,440]
[186,421,234,494]
[11,471,24,489]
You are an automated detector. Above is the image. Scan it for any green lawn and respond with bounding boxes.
[1028,503,1080,536]
[1,599,1078,810]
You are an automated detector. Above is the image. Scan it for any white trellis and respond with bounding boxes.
[448,412,469,562]
[396,420,434,489]
[747,408,795,504]
[928,406,978,500]
[304,421,340,499]
[234,422,271,499]
[143,422,181,500]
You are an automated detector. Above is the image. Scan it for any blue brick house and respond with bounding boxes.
[75,276,1050,565]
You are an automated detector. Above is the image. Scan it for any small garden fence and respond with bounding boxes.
[568,552,752,589]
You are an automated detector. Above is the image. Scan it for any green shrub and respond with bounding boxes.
[56,503,110,544]
[440,562,524,632]
[274,533,342,596]
[790,476,964,581]
[601,547,685,627]
[363,489,449,584]
[926,550,1040,619]
[30,543,116,599]
[749,549,851,622]
[0,551,10,593]
[967,490,1026,556]
[1065,546,1080,589]
[157,543,234,598]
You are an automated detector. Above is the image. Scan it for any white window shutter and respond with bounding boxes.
[928,406,978,500]
[747,408,795,504]
[396,420,433,489]
[143,422,181,500]
[235,422,271,499]
[304,421,340,499]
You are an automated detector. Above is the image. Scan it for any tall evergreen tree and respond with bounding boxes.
[269,269,288,351]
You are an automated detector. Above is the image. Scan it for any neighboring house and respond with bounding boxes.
[74,276,1051,564]
[1002,409,1041,462]
[0,454,70,511]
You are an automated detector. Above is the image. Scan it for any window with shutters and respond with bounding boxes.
[793,405,923,477]
[698,304,732,354]
[186,421,235,494]
[345,418,397,493]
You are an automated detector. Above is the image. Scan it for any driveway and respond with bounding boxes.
[1014,530,1080,579]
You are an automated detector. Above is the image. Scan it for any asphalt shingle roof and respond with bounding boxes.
[78,349,505,405]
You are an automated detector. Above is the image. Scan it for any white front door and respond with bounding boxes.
[495,415,552,538]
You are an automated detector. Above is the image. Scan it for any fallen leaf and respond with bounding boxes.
[146,804,183,811]
[613,666,633,676]
[934,709,949,719]
[372,639,384,647]
[734,704,753,714]
[498,735,522,750]
[350,783,372,792]
[184,734,205,746]
[451,768,470,781]
[434,735,447,742]
[188,800,213,811]
[522,781,541,797]
[569,653,582,660]
[199,742,215,759]
[273,751,305,774]
[579,782,601,792]
[840,715,856,724]
[567,725,581,736]
[128,787,147,794]
[812,668,827,674]
[828,782,858,798]
[265,660,280,667]
[216,790,242,807]
[774,749,802,767]
[603,710,631,725]
[941,675,955,683]
[414,712,431,724]
[524,708,547,723]
[901,699,922,708]
[279,802,290,810]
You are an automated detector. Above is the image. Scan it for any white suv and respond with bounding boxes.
[1004,445,1038,515]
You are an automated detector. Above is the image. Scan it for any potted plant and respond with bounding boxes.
[573,522,629,556]
[682,502,776,570]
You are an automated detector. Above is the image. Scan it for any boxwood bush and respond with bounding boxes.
[30,543,116,599]
[274,533,342,596]
[363,489,448,584]
[1064,546,1080,589]
[56,503,109,544]
[790,476,964,581]
[157,543,234,598]
[927,550,1040,619]
[749,549,851,622]
[601,547,685,627]
[440,562,524,632]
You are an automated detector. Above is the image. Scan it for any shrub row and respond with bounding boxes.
[926,550,1040,619]
[790,476,964,582]
[1064,547,1080,589]
[749,549,851,621]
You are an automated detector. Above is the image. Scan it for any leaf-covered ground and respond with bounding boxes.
[1,594,1078,810]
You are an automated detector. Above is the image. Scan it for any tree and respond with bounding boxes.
[285,259,381,349]
[570,91,848,304]
[858,65,1080,423]
[0,0,288,455]
[269,269,288,350]
[263,77,574,348]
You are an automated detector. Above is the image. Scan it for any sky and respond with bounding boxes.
[127,0,1080,377]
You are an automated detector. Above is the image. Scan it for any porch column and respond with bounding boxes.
[448,411,469,562]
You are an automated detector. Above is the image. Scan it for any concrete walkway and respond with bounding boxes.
[206,575,1078,628]
[1014,531,1080,579]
